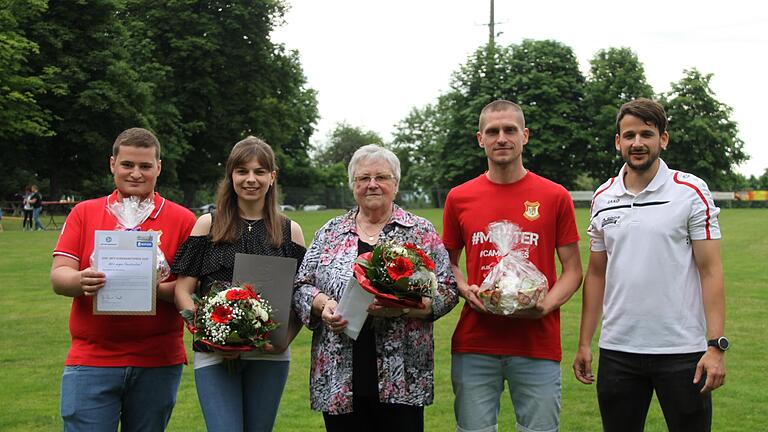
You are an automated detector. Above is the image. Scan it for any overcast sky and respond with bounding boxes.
[272,0,767,177]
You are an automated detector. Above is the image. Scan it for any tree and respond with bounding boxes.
[0,0,50,141]
[316,122,384,167]
[583,47,655,184]
[393,102,448,193]
[395,40,588,193]
[21,0,158,198]
[0,0,52,199]
[505,39,589,189]
[125,0,318,205]
[663,69,747,190]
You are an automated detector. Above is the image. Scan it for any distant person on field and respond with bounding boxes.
[22,186,33,230]
[29,184,45,231]
[50,128,196,431]
[443,100,583,432]
[573,98,727,432]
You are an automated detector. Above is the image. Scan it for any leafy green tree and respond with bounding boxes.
[21,0,157,197]
[0,0,50,141]
[0,0,53,199]
[392,101,450,195]
[505,39,589,189]
[125,0,318,205]
[395,40,588,193]
[663,69,747,190]
[317,122,384,167]
[583,47,655,185]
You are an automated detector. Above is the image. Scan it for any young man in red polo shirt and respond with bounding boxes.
[51,128,196,431]
[443,100,583,432]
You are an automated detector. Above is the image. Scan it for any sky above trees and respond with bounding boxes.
[273,0,767,177]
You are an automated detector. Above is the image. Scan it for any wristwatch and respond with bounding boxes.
[707,336,730,352]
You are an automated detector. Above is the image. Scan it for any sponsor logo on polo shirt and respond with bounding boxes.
[601,215,621,228]
[523,201,540,221]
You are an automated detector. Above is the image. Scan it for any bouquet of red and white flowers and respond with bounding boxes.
[181,281,278,351]
[477,221,548,315]
[353,242,437,309]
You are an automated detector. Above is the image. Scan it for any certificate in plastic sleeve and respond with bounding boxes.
[93,230,158,315]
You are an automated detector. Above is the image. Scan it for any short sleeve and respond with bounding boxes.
[555,188,580,247]
[587,218,606,252]
[441,189,463,251]
[688,180,721,241]
[53,203,85,262]
[171,235,212,277]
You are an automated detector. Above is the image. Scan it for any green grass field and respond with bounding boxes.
[0,208,766,431]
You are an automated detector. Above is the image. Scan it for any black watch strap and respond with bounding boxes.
[707,336,729,351]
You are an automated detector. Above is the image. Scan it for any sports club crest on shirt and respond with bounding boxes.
[523,201,540,221]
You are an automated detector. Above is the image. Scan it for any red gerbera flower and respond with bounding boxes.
[225,289,252,301]
[387,256,414,281]
[211,305,233,324]
[415,249,436,271]
[243,284,260,300]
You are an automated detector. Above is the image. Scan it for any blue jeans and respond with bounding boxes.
[452,354,561,432]
[60,364,183,432]
[32,207,44,230]
[194,360,290,432]
[597,349,711,432]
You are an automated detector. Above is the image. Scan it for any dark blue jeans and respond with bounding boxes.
[597,349,711,432]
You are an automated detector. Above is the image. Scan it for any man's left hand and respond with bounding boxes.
[694,349,726,393]
[509,301,551,319]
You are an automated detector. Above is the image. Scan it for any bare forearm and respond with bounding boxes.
[701,272,725,338]
[157,280,176,303]
[543,267,582,311]
[174,276,197,311]
[578,273,605,348]
[51,267,85,297]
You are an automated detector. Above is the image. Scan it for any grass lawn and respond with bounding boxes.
[0,208,765,431]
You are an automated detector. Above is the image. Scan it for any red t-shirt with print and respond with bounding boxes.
[443,172,580,361]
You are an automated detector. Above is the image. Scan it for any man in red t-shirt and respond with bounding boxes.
[51,128,195,431]
[443,100,582,432]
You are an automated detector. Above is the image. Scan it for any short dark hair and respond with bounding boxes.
[479,100,525,131]
[616,98,668,135]
[112,128,161,160]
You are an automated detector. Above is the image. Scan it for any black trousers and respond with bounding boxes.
[322,396,424,432]
[597,348,712,432]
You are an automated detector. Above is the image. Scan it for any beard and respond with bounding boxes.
[623,148,660,172]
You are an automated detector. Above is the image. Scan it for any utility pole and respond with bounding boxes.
[489,0,495,45]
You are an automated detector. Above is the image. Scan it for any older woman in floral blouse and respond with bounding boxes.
[293,144,458,431]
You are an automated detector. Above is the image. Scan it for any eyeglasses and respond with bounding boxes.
[353,174,395,185]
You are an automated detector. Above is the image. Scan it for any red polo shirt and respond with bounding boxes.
[53,191,196,367]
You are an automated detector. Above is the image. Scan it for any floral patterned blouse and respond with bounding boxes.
[293,204,458,414]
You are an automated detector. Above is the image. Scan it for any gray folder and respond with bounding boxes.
[233,253,298,351]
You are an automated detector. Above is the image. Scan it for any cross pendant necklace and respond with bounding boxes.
[244,219,258,232]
